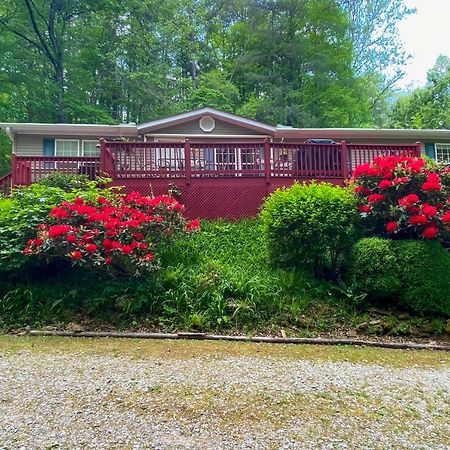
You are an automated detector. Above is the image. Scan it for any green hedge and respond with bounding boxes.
[395,240,450,316]
[350,237,450,316]
[260,182,359,277]
[349,237,401,301]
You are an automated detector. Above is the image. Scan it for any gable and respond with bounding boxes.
[148,117,267,136]
[137,107,276,136]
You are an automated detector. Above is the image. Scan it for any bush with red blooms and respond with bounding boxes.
[24,192,200,276]
[352,155,450,240]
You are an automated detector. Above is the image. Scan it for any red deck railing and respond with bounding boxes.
[0,171,12,196]
[12,154,100,186]
[6,139,421,190]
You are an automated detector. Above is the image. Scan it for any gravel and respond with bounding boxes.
[0,343,449,449]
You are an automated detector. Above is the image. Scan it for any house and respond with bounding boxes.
[1,107,450,218]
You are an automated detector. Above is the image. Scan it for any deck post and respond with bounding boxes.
[264,138,271,183]
[184,139,191,185]
[415,141,421,158]
[99,138,106,174]
[341,140,349,181]
[11,153,17,186]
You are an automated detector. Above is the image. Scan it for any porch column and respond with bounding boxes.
[184,139,191,184]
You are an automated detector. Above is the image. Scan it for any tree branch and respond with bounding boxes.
[23,0,57,69]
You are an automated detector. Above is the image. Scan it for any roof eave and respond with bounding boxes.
[0,123,138,137]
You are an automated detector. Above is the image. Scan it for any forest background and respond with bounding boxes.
[0,0,449,175]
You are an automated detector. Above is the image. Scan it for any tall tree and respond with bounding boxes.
[389,56,450,129]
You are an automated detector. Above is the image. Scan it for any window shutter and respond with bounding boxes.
[43,138,55,156]
[425,143,435,159]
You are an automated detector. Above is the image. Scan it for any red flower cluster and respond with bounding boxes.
[353,155,450,240]
[25,192,200,275]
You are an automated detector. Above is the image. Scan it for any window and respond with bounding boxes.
[215,147,237,171]
[55,139,79,157]
[82,140,99,157]
[435,143,450,163]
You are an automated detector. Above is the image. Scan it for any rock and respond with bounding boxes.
[356,322,369,330]
[368,307,390,316]
[42,326,57,331]
[369,320,382,326]
[280,329,287,339]
[420,322,434,334]
[346,330,358,337]
[66,323,85,333]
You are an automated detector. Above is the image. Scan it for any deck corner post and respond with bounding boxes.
[415,141,421,158]
[99,138,106,174]
[341,140,349,181]
[11,153,17,186]
[264,138,271,184]
[184,139,191,185]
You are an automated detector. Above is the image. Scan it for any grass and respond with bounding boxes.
[1,335,449,369]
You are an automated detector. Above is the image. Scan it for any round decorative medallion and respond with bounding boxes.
[199,115,215,133]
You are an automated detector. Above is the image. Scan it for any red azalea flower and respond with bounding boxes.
[143,252,154,262]
[34,238,43,247]
[393,176,409,185]
[132,232,144,241]
[441,212,450,223]
[398,194,419,207]
[48,224,71,238]
[422,204,438,217]
[121,245,132,255]
[422,225,438,240]
[74,197,84,206]
[66,234,78,244]
[386,221,398,233]
[85,243,97,253]
[409,214,429,226]
[70,250,83,260]
[358,204,371,213]
[186,219,201,232]
[368,193,384,203]
[97,197,107,204]
[378,180,392,190]
[50,207,69,219]
[105,256,113,265]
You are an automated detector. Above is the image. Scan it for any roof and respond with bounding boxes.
[0,123,138,137]
[137,107,277,134]
[274,127,450,140]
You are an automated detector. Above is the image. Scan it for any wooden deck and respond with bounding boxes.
[5,139,421,219]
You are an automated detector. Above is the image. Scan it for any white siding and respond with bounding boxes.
[14,135,105,156]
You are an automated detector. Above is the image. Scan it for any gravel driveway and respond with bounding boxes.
[0,337,449,450]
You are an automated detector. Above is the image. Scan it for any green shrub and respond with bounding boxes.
[349,237,401,301]
[260,182,359,277]
[395,240,450,316]
[0,181,115,272]
[38,172,91,192]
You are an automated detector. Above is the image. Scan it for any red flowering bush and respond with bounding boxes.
[353,155,450,240]
[24,192,200,276]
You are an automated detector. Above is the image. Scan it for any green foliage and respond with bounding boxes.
[260,182,359,277]
[348,237,450,316]
[389,55,450,129]
[0,0,412,129]
[38,172,91,192]
[0,181,112,271]
[0,220,338,330]
[394,240,450,316]
[349,237,401,301]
